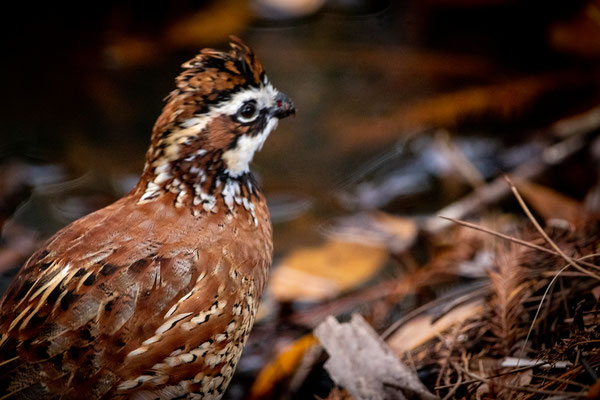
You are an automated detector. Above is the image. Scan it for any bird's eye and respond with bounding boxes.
[238,101,258,122]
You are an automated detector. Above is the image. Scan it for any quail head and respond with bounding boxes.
[0,37,294,399]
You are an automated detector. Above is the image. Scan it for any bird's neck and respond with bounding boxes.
[133,145,261,219]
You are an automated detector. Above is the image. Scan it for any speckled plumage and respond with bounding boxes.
[0,37,294,399]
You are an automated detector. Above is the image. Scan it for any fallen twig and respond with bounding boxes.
[424,105,600,234]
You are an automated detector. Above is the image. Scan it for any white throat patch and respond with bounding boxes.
[222,117,279,177]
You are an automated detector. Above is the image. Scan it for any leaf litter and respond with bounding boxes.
[249,103,600,399]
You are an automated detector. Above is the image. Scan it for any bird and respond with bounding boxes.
[0,36,294,399]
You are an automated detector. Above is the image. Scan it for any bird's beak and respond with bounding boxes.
[273,92,295,119]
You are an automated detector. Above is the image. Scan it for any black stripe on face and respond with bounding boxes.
[247,109,269,136]
[225,108,269,150]
[231,109,269,136]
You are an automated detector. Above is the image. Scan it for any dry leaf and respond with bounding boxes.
[592,285,600,301]
[249,334,319,400]
[478,369,532,399]
[326,212,417,253]
[516,180,583,225]
[269,240,387,302]
[371,212,418,252]
[315,315,438,400]
[387,300,484,354]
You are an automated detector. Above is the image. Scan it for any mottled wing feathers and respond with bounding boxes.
[0,194,267,399]
[114,253,261,399]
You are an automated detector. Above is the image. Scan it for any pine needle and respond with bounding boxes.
[505,175,600,281]
[437,216,600,271]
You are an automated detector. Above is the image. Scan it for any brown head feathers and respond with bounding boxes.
[136,37,294,212]
[168,36,266,116]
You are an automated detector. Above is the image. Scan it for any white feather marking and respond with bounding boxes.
[7,304,32,332]
[154,163,170,174]
[141,335,161,346]
[126,347,149,358]
[165,356,180,367]
[163,304,178,319]
[117,379,140,391]
[179,353,195,363]
[222,118,279,177]
[215,333,227,342]
[117,375,153,391]
[181,117,208,128]
[151,362,167,371]
[29,264,70,301]
[193,372,204,383]
[154,312,193,335]
[154,172,171,184]
[178,289,195,303]
[174,189,187,208]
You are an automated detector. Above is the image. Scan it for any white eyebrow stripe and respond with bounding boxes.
[209,83,278,116]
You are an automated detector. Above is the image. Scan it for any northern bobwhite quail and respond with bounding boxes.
[0,37,294,399]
